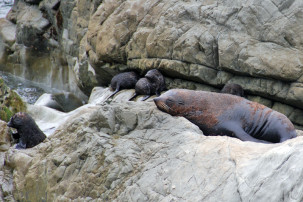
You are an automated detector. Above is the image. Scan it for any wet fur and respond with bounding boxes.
[7,112,46,149]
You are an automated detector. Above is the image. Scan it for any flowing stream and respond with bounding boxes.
[1,71,65,104]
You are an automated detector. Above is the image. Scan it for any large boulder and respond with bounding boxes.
[1,0,303,126]
[1,88,303,201]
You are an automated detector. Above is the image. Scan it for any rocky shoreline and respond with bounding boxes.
[0,0,303,127]
[0,87,302,201]
[1,0,303,201]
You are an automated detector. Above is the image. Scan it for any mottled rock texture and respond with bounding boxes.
[1,1,303,200]
[1,0,303,126]
[1,88,303,201]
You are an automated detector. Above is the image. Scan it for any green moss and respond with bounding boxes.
[0,106,13,122]
[0,77,26,122]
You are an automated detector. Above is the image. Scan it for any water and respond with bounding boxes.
[0,0,13,18]
[0,71,65,104]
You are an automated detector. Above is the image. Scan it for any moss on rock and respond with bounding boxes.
[0,77,26,122]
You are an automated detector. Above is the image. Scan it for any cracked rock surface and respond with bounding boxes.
[1,88,303,201]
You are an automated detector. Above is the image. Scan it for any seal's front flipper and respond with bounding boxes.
[221,122,270,144]
[141,95,151,101]
[129,93,138,101]
[233,129,270,144]
[108,89,119,99]
[15,141,26,149]
[12,132,20,140]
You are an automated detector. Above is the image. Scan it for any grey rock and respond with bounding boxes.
[35,92,84,112]
[2,88,303,201]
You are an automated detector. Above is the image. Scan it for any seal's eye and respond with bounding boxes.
[178,101,184,105]
[166,99,173,105]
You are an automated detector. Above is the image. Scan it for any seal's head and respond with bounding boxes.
[7,112,34,129]
[153,89,189,116]
[145,69,161,81]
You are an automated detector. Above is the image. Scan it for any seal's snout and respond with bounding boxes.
[7,120,13,127]
[153,97,160,104]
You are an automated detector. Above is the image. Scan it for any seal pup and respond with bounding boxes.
[108,71,140,99]
[129,69,166,101]
[154,89,297,143]
[221,83,245,97]
[7,112,46,149]
[129,78,154,101]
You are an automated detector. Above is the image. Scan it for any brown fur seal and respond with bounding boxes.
[109,71,140,99]
[129,69,166,101]
[221,83,245,97]
[7,112,46,149]
[154,89,297,143]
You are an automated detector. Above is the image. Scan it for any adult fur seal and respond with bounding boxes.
[108,71,140,99]
[221,83,245,97]
[129,69,166,101]
[154,89,297,143]
[7,112,46,149]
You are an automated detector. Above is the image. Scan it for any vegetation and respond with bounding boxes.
[0,77,26,122]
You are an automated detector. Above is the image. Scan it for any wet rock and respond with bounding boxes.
[35,92,84,112]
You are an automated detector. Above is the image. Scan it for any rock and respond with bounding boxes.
[15,2,50,51]
[0,77,26,122]
[0,120,11,152]
[35,92,84,112]
[1,88,303,201]
[1,0,303,127]
[0,19,16,46]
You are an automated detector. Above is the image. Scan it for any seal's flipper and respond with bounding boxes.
[141,95,151,101]
[221,122,270,144]
[129,93,138,101]
[16,141,26,149]
[234,130,270,143]
[108,89,119,99]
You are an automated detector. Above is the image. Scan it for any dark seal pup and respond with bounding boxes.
[221,83,245,97]
[108,71,140,99]
[129,69,166,101]
[7,112,46,149]
[154,89,297,144]
[129,78,154,101]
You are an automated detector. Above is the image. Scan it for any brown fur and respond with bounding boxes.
[154,89,296,144]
